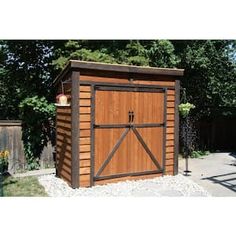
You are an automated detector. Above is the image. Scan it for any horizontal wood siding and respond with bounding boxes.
[56,81,72,186]
[80,74,175,87]
[165,88,176,175]
[80,75,129,84]
[79,85,91,187]
[133,80,175,87]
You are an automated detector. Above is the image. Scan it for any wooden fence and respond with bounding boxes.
[197,118,236,151]
[0,120,55,174]
[1,117,235,174]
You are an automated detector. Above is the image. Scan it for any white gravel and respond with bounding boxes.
[38,174,211,197]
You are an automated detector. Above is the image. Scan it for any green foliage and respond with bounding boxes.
[124,41,149,66]
[179,103,195,118]
[19,96,55,170]
[1,39,236,167]
[0,42,11,119]
[191,150,210,158]
[0,40,56,119]
[0,41,57,169]
[52,40,117,70]
[172,40,236,118]
[147,40,180,67]
[2,176,48,196]
[52,40,179,70]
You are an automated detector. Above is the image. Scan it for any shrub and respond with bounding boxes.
[19,96,55,170]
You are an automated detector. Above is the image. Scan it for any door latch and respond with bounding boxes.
[128,111,134,123]
[131,111,134,123]
[128,111,132,123]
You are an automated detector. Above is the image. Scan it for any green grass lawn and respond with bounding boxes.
[1,175,48,197]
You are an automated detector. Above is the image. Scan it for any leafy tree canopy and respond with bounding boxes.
[172,40,236,118]
[1,40,236,165]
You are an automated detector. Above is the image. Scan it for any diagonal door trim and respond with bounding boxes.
[132,127,162,170]
[95,126,162,178]
[95,128,130,177]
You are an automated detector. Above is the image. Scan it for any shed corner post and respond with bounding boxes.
[174,79,180,175]
[71,70,80,188]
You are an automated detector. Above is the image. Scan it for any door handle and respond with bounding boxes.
[128,111,134,123]
[128,111,132,123]
[131,111,134,123]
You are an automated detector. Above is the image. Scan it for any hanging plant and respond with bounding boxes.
[179,102,195,118]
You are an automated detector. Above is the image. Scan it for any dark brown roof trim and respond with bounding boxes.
[53,60,184,86]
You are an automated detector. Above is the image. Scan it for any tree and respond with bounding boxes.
[172,40,236,118]
[1,40,236,168]
[0,41,13,119]
[0,40,57,119]
[0,40,57,168]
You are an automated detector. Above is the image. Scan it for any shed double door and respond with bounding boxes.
[93,86,166,181]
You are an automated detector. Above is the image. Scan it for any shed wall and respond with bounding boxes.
[56,82,72,185]
[79,85,92,187]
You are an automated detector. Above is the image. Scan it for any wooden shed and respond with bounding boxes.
[53,60,184,188]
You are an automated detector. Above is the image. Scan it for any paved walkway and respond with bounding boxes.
[179,152,236,197]
[13,168,55,178]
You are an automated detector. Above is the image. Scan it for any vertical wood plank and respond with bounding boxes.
[174,79,180,175]
[90,85,95,187]
[0,121,26,174]
[163,89,167,175]
[71,71,80,188]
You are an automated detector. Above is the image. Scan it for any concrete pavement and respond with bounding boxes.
[179,152,236,197]
[13,168,55,178]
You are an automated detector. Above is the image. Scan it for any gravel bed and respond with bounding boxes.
[38,174,211,197]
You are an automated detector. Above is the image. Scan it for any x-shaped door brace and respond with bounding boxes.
[95,126,162,178]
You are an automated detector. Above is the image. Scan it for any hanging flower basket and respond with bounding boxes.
[0,150,9,174]
[179,102,195,118]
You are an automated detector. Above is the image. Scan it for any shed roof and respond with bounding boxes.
[53,60,184,85]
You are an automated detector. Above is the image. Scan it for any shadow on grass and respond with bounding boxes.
[1,174,48,197]
[2,178,17,187]
[202,172,236,193]
[0,173,11,196]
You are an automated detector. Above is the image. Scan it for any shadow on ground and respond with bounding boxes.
[229,152,236,159]
[202,172,236,193]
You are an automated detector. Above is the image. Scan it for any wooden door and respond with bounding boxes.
[94,88,132,179]
[93,86,165,182]
[129,90,164,173]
